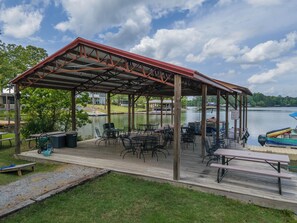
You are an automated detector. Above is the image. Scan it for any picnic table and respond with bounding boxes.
[210,149,292,194]
[29,131,64,138]
[26,131,64,148]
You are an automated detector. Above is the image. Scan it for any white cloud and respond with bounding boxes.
[130,28,201,60]
[0,5,43,38]
[54,0,204,48]
[129,1,297,68]
[240,32,297,63]
[185,32,297,65]
[186,38,241,63]
[213,69,236,78]
[248,56,297,84]
[99,5,152,48]
[246,0,282,7]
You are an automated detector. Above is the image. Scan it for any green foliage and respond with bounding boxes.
[188,93,297,107]
[0,40,90,136]
[20,88,91,138]
[248,93,297,107]
[0,40,47,92]
[2,173,296,222]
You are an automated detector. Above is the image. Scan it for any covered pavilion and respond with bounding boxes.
[11,37,252,180]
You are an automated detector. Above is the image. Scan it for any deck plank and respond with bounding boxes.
[18,138,297,212]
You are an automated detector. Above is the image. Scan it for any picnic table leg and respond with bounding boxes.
[216,155,227,183]
[278,162,282,195]
[221,155,226,176]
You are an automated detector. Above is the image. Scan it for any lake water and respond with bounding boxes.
[78,107,297,146]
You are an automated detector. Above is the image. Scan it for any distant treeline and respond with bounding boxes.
[187,92,297,107]
[248,93,297,107]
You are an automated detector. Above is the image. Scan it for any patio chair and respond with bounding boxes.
[181,127,195,151]
[119,135,138,159]
[140,136,159,162]
[119,126,131,138]
[153,132,171,156]
[94,127,108,145]
[103,123,119,143]
[202,137,219,166]
[163,125,174,144]
[211,130,226,148]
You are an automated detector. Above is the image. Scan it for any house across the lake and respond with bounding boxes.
[0,93,15,110]
[149,99,173,114]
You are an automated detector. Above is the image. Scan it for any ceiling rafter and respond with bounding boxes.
[74,45,175,87]
[19,51,82,90]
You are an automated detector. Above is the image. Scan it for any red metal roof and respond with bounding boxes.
[11,37,248,96]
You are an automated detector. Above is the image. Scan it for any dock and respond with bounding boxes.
[0,120,15,128]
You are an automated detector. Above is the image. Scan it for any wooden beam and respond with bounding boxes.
[14,85,21,154]
[234,93,238,142]
[216,90,220,145]
[146,96,150,124]
[245,95,248,129]
[201,85,207,158]
[107,93,111,123]
[132,95,135,130]
[242,95,246,130]
[225,93,229,139]
[171,97,174,125]
[173,74,181,180]
[239,94,243,139]
[128,95,131,132]
[71,90,76,131]
[242,95,246,147]
[160,97,163,127]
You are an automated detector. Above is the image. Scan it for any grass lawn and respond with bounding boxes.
[0,140,60,185]
[86,104,145,113]
[2,173,296,223]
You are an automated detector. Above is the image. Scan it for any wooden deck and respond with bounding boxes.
[18,137,297,212]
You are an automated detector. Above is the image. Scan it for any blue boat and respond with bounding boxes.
[258,112,297,148]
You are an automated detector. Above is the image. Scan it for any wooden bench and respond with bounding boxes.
[0,138,13,147]
[23,138,37,148]
[210,163,292,194]
[0,163,36,176]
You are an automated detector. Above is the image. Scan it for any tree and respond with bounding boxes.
[0,41,47,92]
[0,40,90,137]
[20,88,90,137]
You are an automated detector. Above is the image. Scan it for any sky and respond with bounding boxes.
[0,0,297,97]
